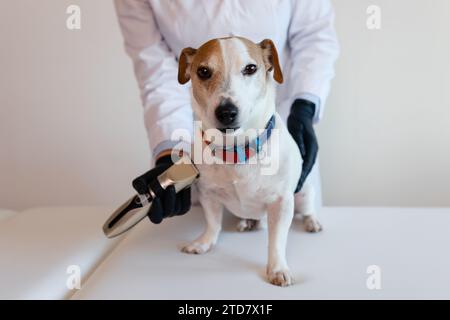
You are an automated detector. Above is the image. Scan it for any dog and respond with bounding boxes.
[177,37,321,287]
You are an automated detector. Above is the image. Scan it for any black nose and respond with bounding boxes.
[215,101,238,126]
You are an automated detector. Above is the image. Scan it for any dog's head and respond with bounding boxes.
[178,37,283,134]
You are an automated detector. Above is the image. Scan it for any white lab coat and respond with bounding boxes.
[114,0,339,159]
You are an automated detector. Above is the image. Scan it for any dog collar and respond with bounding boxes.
[202,115,275,164]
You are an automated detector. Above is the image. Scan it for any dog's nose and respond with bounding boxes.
[215,101,238,126]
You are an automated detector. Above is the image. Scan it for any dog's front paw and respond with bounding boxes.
[303,216,323,233]
[236,219,259,232]
[181,241,213,255]
[267,269,293,287]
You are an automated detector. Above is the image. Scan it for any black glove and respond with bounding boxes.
[132,155,191,224]
[287,99,319,193]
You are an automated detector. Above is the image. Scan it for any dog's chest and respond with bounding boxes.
[197,163,277,218]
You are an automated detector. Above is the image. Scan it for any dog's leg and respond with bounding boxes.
[266,196,294,287]
[294,180,322,233]
[181,196,223,254]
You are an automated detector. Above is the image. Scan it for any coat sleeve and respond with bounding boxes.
[114,0,192,158]
[288,0,340,123]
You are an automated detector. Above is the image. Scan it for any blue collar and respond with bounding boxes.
[217,115,276,163]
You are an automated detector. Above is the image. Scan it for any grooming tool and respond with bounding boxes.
[103,155,199,238]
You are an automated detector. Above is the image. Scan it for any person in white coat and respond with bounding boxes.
[114,0,339,224]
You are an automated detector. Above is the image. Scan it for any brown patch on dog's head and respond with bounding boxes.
[178,39,223,85]
[178,39,225,108]
[235,36,266,69]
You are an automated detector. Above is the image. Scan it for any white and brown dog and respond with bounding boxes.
[177,37,321,287]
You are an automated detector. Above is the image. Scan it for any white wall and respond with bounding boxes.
[319,0,450,206]
[1,0,449,210]
[0,0,150,210]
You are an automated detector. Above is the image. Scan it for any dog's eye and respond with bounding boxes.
[243,64,257,76]
[197,66,212,80]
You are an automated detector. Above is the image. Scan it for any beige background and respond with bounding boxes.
[0,0,449,210]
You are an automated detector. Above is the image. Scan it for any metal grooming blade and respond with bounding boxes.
[103,155,199,238]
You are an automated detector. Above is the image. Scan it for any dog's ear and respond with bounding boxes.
[259,39,283,84]
[178,47,197,84]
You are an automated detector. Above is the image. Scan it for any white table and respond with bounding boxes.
[1,206,449,299]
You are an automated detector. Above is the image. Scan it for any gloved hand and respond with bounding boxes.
[132,155,191,224]
[287,98,319,193]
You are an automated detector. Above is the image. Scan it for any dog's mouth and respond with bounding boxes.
[218,127,240,133]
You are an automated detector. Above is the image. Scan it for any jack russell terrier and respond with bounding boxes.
[177,37,321,287]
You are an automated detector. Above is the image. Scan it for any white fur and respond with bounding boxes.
[182,38,320,287]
